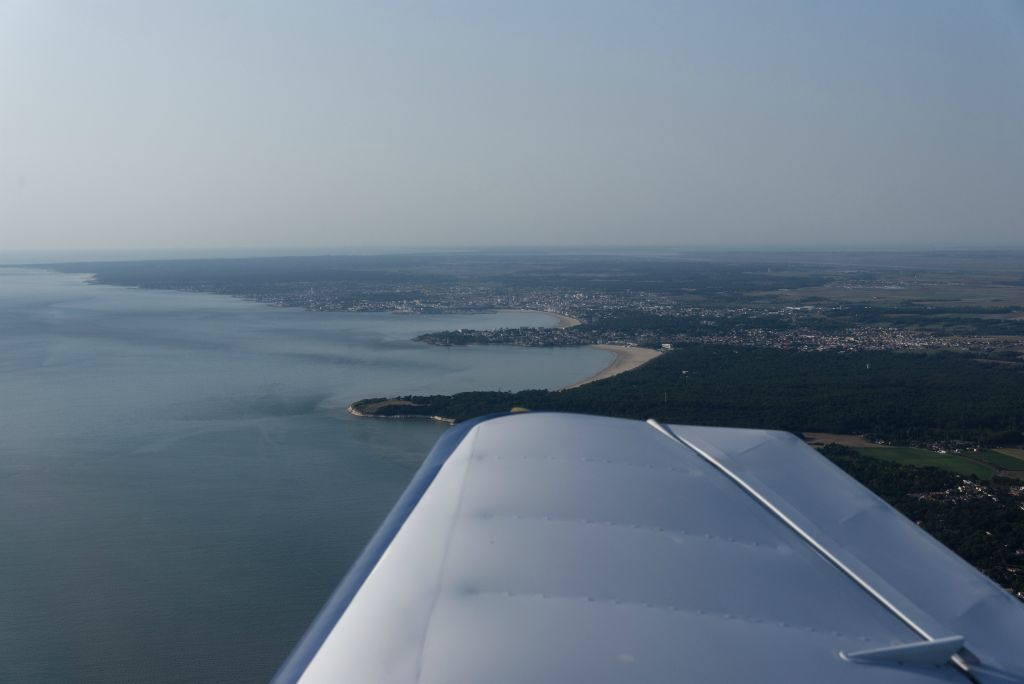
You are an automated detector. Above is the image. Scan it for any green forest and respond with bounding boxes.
[357,345,1024,445]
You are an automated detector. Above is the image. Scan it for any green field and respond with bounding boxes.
[971,450,1024,472]
[996,448,1024,462]
[854,447,998,480]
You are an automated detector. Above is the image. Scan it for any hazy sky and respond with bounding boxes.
[2,1,1022,253]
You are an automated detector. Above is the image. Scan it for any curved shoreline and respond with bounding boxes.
[561,345,662,389]
[346,403,455,425]
[348,343,661,423]
[496,308,581,329]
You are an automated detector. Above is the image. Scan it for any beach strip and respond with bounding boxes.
[497,309,581,328]
[562,344,661,389]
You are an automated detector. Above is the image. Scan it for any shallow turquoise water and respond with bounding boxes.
[0,268,611,683]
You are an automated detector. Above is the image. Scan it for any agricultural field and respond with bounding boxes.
[804,433,878,448]
[996,448,1024,462]
[970,450,1024,473]
[853,447,998,480]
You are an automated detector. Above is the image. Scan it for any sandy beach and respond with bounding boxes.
[562,344,661,389]
[498,309,581,328]
[549,312,582,328]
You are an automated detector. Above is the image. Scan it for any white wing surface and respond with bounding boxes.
[273,413,1024,684]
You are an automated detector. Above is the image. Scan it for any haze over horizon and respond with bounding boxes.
[2,1,1022,253]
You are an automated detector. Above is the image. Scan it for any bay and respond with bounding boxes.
[0,268,611,683]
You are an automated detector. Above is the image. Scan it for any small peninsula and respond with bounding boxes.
[348,342,661,423]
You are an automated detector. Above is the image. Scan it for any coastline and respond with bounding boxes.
[346,403,455,425]
[348,342,661,422]
[560,344,661,389]
[496,308,581,329]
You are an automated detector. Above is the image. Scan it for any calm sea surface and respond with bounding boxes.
[0,268,611,683]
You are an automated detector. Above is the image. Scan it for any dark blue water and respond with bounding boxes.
[0,268,611,683]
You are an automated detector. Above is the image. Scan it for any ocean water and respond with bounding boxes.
[0,268,612,683]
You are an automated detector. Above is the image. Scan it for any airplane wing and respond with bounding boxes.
[273,413,1024,683]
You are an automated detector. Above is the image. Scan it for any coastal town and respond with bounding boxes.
[414,318,995,354]
[128,261,1024,357]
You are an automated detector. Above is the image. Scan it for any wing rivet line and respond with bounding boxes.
[645,419,978,683]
